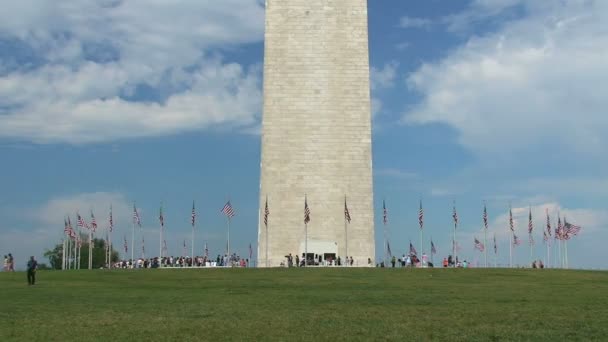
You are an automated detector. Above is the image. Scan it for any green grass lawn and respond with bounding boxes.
[1,268,607,341]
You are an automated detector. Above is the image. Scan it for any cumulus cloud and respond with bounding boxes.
[0,0,265,144]
[399,16,432,29]
[403,0,608,158]
[35,192,132,227]
[370,61,399,90]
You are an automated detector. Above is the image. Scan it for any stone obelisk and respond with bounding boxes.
[258,0,374,267]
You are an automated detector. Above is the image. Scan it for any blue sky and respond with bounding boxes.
[1,0,607,269]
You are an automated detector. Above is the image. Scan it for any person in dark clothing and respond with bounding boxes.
[27,256,38,285]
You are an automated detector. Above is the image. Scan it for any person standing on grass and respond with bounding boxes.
[8,253,14,271]
[27,256,37,285]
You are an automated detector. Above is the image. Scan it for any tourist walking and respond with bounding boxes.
[27,256,38,285]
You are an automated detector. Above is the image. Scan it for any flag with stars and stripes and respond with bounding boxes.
[509,207,514,232]
[191,201,196,227]
[474,237,485,252]
[264,197,269,227]
[133,204,141,227]
[109,205,114,233]
[452,204,458,227]
[90,211,97,233]
[409,241,417,256]
[513,234,521,246]
[483,203,488,230]
[383,200,387,225]
[431,240,437,255]
[493,234,497,254]
[344,198,351,224]
[419,200,424,230]
[304,197,311,224]
[546,209,551,238]
[159,204,164,228]
[221,201,235,218]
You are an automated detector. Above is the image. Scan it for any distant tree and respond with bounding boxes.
[43,235,120,270]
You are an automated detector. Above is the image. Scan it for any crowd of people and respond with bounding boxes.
[111,254,252,269]
[282,253,373,267]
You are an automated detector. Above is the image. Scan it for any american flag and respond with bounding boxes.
[68,217,75,239]
[344,198,351,224]
[383,200,387,225]
[509,207,514,232]
[249,243,253,260]
[409,241,417,256]
[493,234,497,254]
[90,211,97,233]
[419,200,424,230]
[159,204,164,227]
[431,240,437,255]
[452,203,458,226]
[133,204,141,227]
[546,208,551,238]
[528,208,533,234]
[264,197,269,227]
[564,220,581,238]
[474,237,485,252]
[304,197,311,224]
[513,234,521,246]
[123,235,128,253]
[543,230,548,243]
[77,213,86,229]
[387,241,392,257]
[556,216,563,240]
[64,218,69,235]
[191,201,196,227]
[109,205,113,233]
[221,201,235,218]
[483,203,488,230]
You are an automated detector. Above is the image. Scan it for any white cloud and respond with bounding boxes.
[0,0,265,144]
[35,192,132,227]
[376,168,417,179]
[399,16,432,29]
[404,0,608,159]
[370,61,399,90]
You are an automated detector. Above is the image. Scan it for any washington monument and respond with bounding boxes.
[258,0,374,267]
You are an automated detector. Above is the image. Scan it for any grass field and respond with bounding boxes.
[1,268,607,341]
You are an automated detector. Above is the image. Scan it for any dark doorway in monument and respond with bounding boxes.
[324,253,336,264]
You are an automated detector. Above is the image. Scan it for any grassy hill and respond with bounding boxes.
[1,268,606,341]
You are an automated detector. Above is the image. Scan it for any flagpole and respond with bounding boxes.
[484,229,488,268]
[509,231,513,268]
[305,221,308,267]
[344,196,348,264]
[529,236,532,267]
[74,233,78,269]
[89,228,93,270]
[265,220,269,267]
[430,238,434,266]
[131,218,135,263]
[191,221,195,261]
[494,234,497,268]
[109,228,112,269]
[227,216,231,260]
[159,205,163,264]
[564,240,568,269]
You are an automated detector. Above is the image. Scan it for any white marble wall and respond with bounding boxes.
[258,0,374,267]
